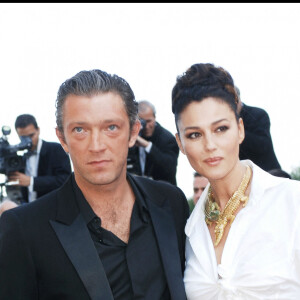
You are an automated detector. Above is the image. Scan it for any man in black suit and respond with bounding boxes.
[236,87,281,171]
[127,100,179,185]
[7,114,72,203]
[0,69,189,299]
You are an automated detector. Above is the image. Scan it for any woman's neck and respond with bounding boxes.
[209,161,248,211]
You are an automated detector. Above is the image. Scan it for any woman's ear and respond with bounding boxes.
[238,117,245,145]
[175,133,186,155]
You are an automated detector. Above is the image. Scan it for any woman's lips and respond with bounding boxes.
[204,157,223,166]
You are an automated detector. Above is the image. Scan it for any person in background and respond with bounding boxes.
[0,199,17,216]
[0,69,189,299]
[127,100,179,185]
[236,86,281,171]
[269,168,291,179]
[188,172,209,212]
[172,62,300,299]
[7,114,72,203]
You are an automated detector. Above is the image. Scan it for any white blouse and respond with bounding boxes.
[184,160,300,299]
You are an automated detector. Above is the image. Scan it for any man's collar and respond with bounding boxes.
[72,173,149,225]
[71,174,96,224]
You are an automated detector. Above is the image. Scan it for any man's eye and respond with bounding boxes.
[74,127,83,133]
[108,125,117,131]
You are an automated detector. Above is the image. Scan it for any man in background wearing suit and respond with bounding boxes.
[127,100,179,185]
[236,87,281,171]
[0,69,189,299]
[8,114,72,203]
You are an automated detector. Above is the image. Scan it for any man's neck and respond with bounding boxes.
[76,172,135,243]
[75,171,132,211]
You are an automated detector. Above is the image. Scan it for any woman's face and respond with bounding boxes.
[176,97,245,181]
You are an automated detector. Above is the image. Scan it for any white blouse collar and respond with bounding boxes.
[185,160,287,238]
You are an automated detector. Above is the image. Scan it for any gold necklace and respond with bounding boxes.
[205,165,252,247]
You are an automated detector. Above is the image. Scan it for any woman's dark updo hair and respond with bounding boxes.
[171,63,239,126]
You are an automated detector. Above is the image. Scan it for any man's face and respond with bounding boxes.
[193,175,209,204]
[16,124,40,151]
[138,106,156,137]
[56,92,140,189]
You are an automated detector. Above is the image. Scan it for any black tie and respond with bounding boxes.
[25,150,37,158]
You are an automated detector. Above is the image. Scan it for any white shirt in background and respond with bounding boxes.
[25,138,42,202]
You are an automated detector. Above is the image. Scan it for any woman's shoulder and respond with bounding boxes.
[251,161,300,208]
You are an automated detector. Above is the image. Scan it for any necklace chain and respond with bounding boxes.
[204,165,252,246]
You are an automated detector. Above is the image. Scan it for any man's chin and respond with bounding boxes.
[88,173,124,187]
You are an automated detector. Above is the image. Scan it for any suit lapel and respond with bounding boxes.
[130,175,186,300]
[50,178,114,300]
[37,140,46,176]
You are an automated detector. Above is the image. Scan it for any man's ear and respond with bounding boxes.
[129,120,141,147]
[175,133,186,155]
[238,117,245,145]
[56,128,69,153]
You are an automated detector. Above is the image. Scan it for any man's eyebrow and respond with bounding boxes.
[68,118,125,127]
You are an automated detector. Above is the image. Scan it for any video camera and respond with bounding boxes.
[138,119,147,137]
[0,125,32,175]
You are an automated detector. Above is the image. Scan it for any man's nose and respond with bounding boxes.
[89,131,107,152]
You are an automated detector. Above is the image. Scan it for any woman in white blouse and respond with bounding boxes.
[171,63,300,299]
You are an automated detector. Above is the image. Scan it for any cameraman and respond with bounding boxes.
[128,100,179,185]
[8,114,72,203]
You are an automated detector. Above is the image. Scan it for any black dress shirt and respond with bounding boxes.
[72,174,171,300]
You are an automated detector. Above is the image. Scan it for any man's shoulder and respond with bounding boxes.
[129,174,188,211]
[2,188,58,221]
[131,173,176,187]
[41,140,67,155]
[130,173,184,197]
[154,122,176,142]
[156,122,174,135]
[129,174,189,220]
[42,140,63,148]
[242,103,268,117]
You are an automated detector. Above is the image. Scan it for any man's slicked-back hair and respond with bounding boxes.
[55,69,138,133]
[15,114,38,130]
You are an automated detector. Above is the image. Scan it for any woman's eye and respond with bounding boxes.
[216,126,228,132]
[188,132,201,139]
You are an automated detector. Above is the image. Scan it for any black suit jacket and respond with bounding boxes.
[0,173,189,300]
[239,103,281,171]
[128,122,179,185]
[21,140,72,202]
